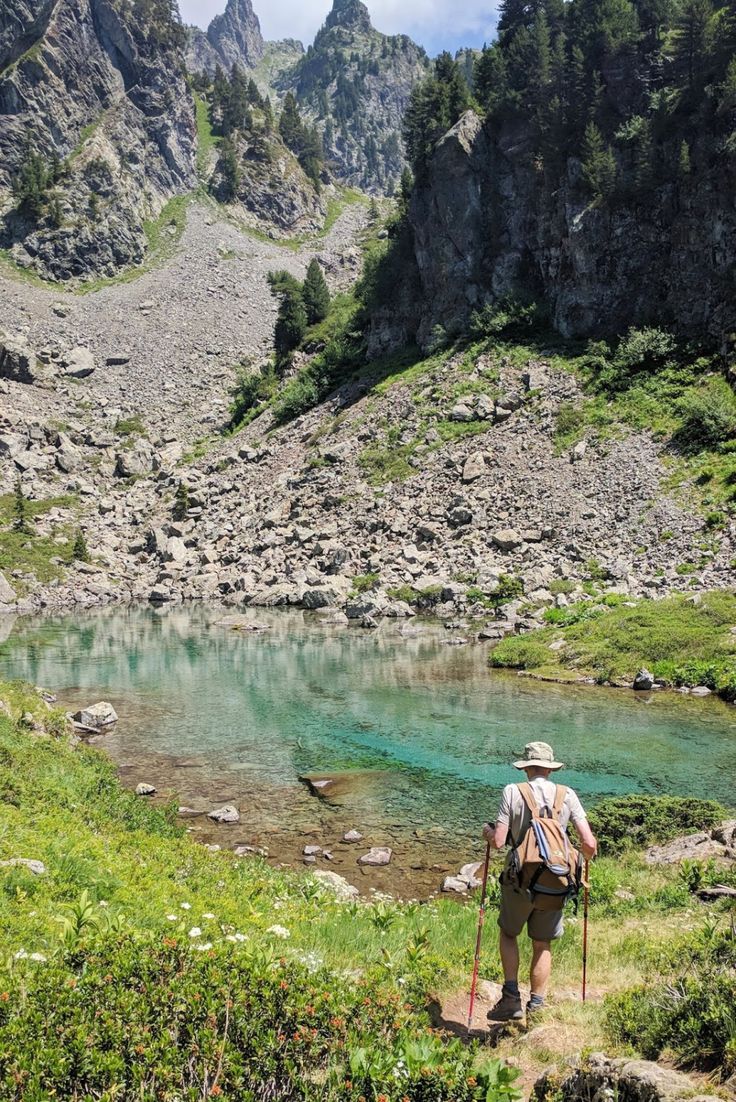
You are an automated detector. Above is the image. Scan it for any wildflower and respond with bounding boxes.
[211,1087,223,1097]
[225,935,237,943]
[202,912,215,920]
[166,914,178,921]
[180,902,191,910]
[0,993,8,1002]
[29,953,47,963]
[266,924,290,939]
[13,949,28,960]
[234,932,247,942]
[195,943,213,951]
[188,927,202,938]
[98,900,109,908]
[280,980,289,990]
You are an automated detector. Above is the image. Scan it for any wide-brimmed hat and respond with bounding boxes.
[513,741,564,771]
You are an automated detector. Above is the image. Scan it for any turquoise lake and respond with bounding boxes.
[2,604,735,895]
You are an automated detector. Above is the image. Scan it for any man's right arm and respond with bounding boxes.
[483,785,512,849]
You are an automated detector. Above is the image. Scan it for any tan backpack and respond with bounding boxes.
[506,783,584,911]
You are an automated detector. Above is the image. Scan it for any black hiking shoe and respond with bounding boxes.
[487,990,524,1022]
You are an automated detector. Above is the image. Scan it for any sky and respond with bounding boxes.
[178,0,500,56]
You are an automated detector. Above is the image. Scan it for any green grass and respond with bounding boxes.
[194,92,221,179]
[490,589,736,693]
[0,494,79,589]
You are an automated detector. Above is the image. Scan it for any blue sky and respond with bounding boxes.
[178,0,499,55]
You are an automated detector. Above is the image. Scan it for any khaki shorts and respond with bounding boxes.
[497,878,565,942]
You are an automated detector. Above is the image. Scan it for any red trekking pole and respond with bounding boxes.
[467,840,492,1030]
[581,858,590,1002]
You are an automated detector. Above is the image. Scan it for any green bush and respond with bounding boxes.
[470,296,547,338]
[230,365,277,428]
[675,377,736,449]
[587,795,728,855]
[489,636,552,670]
[606,926,736,1074]
[272,373,320,424]
[584,328,677,393]
[0,934,521,1101]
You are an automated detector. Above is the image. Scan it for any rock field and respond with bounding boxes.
[0,197,733,626]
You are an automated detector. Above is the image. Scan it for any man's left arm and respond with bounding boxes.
[483,786,511,849]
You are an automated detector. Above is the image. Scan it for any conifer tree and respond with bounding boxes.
[581,121,617,197]
[12,478,29,534]
[302,259,331,325]
[72,529,90,563]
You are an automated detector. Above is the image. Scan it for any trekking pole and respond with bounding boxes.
[581,858,590,1003]
[467,839,492,1030]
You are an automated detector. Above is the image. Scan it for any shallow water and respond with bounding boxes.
[3,604,735,896]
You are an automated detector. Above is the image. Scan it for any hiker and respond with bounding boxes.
[482,741,597,1023]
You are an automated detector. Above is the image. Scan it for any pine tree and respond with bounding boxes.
[172,482,190,521]
[581,121,617,197]
[274,287,308,358]
[218,136,241,201]
[678,139,692,175]
[12,478,29,534]
[13,150,49,220]
[302,259,331,325]
[671,0,715,91]
[72,529,90,562]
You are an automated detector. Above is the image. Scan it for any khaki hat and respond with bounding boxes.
[513,741,564,771]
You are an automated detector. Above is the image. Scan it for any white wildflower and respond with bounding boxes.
[202,912,215,920]
[14,949,28,960]
[234,932,247,942]
[266,924,290,939]
[180,902,192,910]
[29,953,47,963]
[98,900,109,908]
[166,914,178,921]
[195,942,213,951]
[188,926,202,938]
[225,934,237,943]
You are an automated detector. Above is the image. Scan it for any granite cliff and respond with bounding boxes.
[0,0,197,282]
[185,0,264,76]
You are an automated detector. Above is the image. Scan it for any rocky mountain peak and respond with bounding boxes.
[325,0,372,33]
[207,0,264,67]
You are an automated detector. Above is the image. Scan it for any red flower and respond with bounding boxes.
[210,1086,223,1097]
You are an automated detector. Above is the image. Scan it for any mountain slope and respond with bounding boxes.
[280,0,429,194]
[0,0,196,282]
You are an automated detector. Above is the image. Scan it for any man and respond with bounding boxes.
[482,741,597,1023]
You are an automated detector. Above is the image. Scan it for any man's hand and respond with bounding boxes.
[483,822,508,849]
[482,822,495,844]
[578,823,598,861]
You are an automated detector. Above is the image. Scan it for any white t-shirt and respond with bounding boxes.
[496,778,587,845]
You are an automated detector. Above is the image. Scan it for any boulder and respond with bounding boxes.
[712,819,736,847]
[633,668,655,691]
[0,332,38,384]
[312,869,360,900]
[462,452,486,482]
[358,846,392,867]
[208,804,240,824]
[0,858,46,876]
[696,884,736,901]
[135,783,156,796]
[492,529,522,552]
[62,347,95,378]
[343,829,364,843]
[533,1053,721,1102]
[645,831,733,865]
[73,701,118,728]
[163,537,187,563]
[450,403,475,422]
[442,875,471,893]
[0,570,17,605]
[303,845,322,856]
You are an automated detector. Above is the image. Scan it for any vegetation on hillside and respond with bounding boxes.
[490,590,736,695]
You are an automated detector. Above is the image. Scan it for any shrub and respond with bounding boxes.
[584,328,678,393]
[0,934,521,1101]
[12,478,29,534]
[470,296,547,338]
[271,373,320,424]
[172,483,190,522]
[489,636,552,670]
[230,364,277,427]
[351,573,380,594]
[71,529,89,563]
[302,258,331,325]
[675,377,736,449]
[606,926,736,1074]
[587,795,728,855]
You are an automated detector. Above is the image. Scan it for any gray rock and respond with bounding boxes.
[533,1053,721,1102]
[492,529,522,552]
[0,570,17,605]
[62,347,95,379]
[633,668,655,691]
[0,858,46,876]
[358,846,392,866]
[343,829,364,843]
[135,782,156,796]
[0,332,38,384]
[208,804,240,824]
[312,869,360,900]
[462,452,486,482]
[303,844,322,856]
[72,701,118,728]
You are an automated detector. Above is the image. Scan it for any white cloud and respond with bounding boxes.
[178,0,499,53]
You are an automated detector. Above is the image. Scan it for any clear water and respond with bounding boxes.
[2,605,735,895]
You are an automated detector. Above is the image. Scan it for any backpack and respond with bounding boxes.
[506,783,584,911]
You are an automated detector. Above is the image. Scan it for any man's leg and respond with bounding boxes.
[530,939,552,999]
[500,930,520,984]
